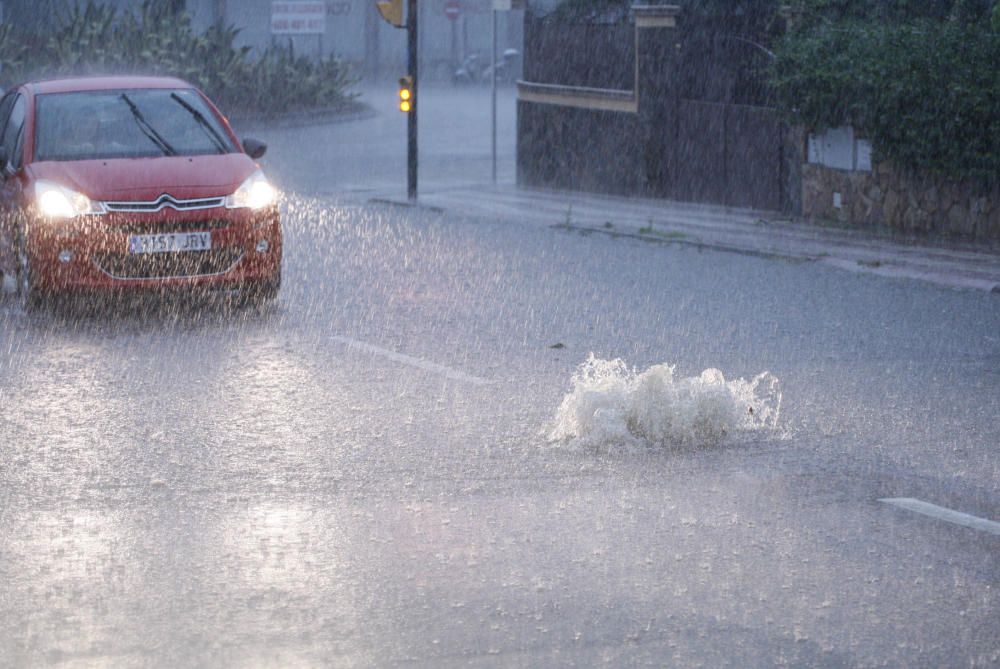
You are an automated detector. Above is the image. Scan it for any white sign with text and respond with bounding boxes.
[808,126,873,172]
[271,1,326,34]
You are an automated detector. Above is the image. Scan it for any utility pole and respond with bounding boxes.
[491,0,513,185]
[406,0,418,200]
[491,8,497,184]
[378,0,418,201]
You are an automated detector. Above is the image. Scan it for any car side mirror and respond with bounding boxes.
[243,137,267,160]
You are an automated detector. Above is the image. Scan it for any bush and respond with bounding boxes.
[0,0,358,116]
[770,17,1000,182]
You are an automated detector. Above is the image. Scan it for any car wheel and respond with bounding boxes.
[15,225,42,311]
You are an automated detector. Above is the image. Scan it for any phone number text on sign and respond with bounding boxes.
[272,1,327,34]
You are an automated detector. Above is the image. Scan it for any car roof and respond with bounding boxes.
[25,76,194,95]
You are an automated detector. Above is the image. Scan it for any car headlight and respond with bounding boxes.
[34,181,106,218]
[225,171,276,210]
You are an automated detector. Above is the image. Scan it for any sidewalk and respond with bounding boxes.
[378,183,1000,293]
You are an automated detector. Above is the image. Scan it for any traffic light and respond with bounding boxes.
[376,0,404,27]
[398,76,413,113]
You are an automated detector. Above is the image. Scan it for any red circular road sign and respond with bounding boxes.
[444,0,461,20]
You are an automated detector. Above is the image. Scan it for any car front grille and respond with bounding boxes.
[103,195,226,213]
[95,249,243,280]
[113,219,232,235]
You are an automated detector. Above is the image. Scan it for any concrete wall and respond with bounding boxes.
[517,6,797,211]
[518,100,644,195]
[523,15,633,89]
[517,7,677,197]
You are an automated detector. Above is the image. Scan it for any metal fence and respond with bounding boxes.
[522,14,633,90]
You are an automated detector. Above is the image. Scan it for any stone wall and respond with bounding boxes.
[802,161,1000,239]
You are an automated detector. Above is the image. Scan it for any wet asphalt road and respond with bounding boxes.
[1,86,999,667]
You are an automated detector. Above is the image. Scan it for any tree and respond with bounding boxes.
[770,2,1000,182]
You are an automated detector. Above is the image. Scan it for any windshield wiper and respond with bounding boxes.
[120,93,176,157]
[169,93,228,155]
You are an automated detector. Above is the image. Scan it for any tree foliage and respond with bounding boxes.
[543,0,784,26]
[0,1,357,116]
[782,0,993,24]
[771,2,1000,182]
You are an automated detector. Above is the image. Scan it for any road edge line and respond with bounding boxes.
[331,335,491,386]
[879,497,1000,536]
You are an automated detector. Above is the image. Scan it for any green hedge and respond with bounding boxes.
[0,1,358,117]
[770,4,1000,182]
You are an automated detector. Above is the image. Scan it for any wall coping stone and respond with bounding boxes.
[633,5,681,21]
[517,81,638,113]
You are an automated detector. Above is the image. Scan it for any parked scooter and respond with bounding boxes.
[453,49,520,85]
[453,53,486,85]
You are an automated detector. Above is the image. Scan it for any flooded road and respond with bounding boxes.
[1,87,999,666]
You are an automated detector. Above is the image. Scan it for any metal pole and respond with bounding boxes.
[491,8,497,184]
[407,0,418,200]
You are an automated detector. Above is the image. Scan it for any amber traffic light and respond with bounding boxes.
[398,76,413,112]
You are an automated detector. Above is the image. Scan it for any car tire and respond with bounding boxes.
[15,224,43,311]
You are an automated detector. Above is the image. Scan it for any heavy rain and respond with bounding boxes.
[1,1,999,667]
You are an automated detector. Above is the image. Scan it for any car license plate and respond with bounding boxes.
[128,231,212,254]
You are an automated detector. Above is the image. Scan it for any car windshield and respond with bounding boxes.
[34,88,237,161]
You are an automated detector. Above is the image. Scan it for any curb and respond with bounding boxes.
[553,220,1000,293]
[551,221,816,264]
[368,197,446,214]
[390,185,1000,294]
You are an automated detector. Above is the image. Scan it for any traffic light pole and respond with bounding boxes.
[491,8,497,184]
[406,0,418,201]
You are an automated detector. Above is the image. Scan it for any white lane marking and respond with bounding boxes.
[879,498,1000,537]
[330,336,491,386]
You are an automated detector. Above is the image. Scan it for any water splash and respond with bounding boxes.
[550,355,781,449]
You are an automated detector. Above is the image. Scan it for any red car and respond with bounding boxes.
[0,75,281,308]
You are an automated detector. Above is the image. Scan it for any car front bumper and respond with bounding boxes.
[26,205,282,295]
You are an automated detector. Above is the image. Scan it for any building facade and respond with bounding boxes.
[1,0,522,80]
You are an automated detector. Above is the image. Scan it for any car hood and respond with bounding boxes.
[29,154,258,202]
